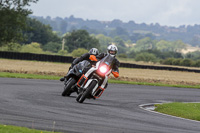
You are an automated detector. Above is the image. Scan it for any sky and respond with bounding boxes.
[30,0,200,27]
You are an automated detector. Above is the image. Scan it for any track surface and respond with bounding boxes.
[0,78,200,133]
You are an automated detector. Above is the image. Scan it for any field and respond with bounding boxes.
[0,59,200,86]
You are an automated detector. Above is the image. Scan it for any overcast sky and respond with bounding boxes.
[30,0,200,27]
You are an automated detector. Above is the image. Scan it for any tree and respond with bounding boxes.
[71,48,88,57]
[128,50,136,58]
[23,18,61,45]
[95,34,112,52]
[117,45,127,54]
[0,0,38,46]
[113,36,126,47]
[64,30,100,53]
[172,40,187,52]
[59,20,68,34]
[109,27,129,40]
[191,35,200,46]
[156,40,186,52]
[95,34,112,46]
[185,51,200,60]
[156,40,172,52]
[135,52,157,63]
[134,37,155,51]
[43,42,63,53]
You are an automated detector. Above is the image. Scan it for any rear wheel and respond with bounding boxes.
[76,80,97,103]
[62,78,76,96]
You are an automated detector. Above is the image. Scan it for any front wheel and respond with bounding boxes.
[62,78,76,96]
[76,80,97,103]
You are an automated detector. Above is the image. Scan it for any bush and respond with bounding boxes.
[128,50,136,58]
[0,42,21,52]
[193,60,200,67]
[172,58,182,66]
[161,58,174,65]
[118,53,127,58]
[135,52,157,63]
[20,42,44,54]
[71,48,88,57]
[58,50,68,56]
[180,58,194,67]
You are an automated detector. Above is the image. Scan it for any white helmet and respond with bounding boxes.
[89,48,99,55]
[107,45,118,57]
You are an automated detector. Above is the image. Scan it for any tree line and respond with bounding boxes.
[32,15,200,47]
[1,0,200,67]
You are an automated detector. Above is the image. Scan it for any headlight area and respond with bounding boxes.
[99,65,108,74]
[96,64,111,77]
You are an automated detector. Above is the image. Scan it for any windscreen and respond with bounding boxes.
[99,54,115,68]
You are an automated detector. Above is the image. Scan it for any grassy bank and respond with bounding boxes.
[0,124,61,133]
[1,72,200,89]
[1,59,200,86]
[155,102,200,121]
[0,72,60,80]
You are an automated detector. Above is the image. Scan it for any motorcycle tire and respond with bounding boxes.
[62,78,76,96]
[76,80,97,103]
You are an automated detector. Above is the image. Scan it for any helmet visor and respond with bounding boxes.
[108,50,116,55]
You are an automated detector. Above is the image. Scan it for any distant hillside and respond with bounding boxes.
[31,15,200,47]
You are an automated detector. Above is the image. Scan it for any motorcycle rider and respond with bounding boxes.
[97,44,120,78]
[77,44,120,93]
[60,48,100,81]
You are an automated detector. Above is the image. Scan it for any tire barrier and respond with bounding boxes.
[120,62,200,73]
[0,51,74,63]
[1,51,200,73]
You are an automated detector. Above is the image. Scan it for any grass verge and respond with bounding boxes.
[108,79,200,89]
[0,124,61,133]
[0,72,200,89]
[155,102,200,121]
[0,72,60,80]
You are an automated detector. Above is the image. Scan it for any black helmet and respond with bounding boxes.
[89,48,99,56]
[107,44,118,57]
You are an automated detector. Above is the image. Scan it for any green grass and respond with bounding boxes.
[0,72,60,80]
[108,79,200,89]
[0,72,200,89]
[155,102,200,121]
[0,124,61,133]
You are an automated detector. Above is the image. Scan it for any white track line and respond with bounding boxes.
[139,102,200,123]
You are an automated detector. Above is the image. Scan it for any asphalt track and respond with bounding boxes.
[0,78,200,133]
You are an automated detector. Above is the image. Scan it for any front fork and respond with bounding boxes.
[76,65,108,98]
[92,76,108,98]
[76,66,97,88]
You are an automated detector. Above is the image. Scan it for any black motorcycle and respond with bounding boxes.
[61,60,90,96]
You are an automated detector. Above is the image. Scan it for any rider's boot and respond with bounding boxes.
[75,84,83,94]
[60,77,65,81]
[78,87,83,94]
[60,76,67,82]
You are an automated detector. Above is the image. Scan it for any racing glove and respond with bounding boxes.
[89,55,98,61]
[112,71,119,78]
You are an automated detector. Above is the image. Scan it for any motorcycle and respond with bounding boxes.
[61,60,91,96]
[76,54,117,103]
